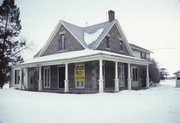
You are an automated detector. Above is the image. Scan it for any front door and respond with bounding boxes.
[58,66,65,88]
[119,65,125,87]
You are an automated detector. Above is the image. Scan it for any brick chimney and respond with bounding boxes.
[108,10,115,22]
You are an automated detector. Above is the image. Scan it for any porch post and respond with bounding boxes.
[127,63,132,90]
[38,66,42,91]
[114,61,119,92]
[99,59,104,93]
[23,68,28,89]
[146,64,150,88]
[64,63,69,92]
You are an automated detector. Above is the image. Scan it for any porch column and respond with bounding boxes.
[146,65,150,88]
[114,61,119,92]
[99,59,104,93]
[23,68,28,89]
[38,66,42,91]
[127,63,132,90]
[64,63,69,93]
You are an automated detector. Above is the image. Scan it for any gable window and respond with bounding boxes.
[105,36,110,48]
[119,40,123,51]
[15,70,20,84]
[132,67,138,81]
[59,34,65,50]
[43,67,51,88]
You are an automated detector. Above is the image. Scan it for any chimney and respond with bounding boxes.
[108,10,115,22]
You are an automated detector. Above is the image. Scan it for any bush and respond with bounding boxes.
[149,59,160,83]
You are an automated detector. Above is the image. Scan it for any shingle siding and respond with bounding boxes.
[42,25,84,56]
[97,25,129,55]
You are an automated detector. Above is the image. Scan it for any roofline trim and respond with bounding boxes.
[115,21,133,56]
[38,20,62,57]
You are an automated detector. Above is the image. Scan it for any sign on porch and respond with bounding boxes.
[74,66,85,82]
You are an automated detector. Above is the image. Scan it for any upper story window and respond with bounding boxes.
[59,34,65,50]
[105,36,110,48]
[141,52,146,59]
[119,40,123,51]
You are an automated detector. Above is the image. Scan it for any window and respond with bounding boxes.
[132,67,138,81]
[119,40,123,51]
[105,36,110,48]
[141,52,146,59]
[43,67,50,88]
[22,69,24,84]
[15,70,20,84]
[75,64,85,88]
[59,34,65,50]
[76,82,85,88]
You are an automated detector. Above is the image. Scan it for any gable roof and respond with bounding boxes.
[37,19,135,57]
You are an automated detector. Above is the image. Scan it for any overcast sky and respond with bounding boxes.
[10,0,180,75]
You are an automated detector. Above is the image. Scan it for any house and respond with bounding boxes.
[10,10,152,93]
[174,71,180,87]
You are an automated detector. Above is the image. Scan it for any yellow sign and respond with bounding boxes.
[74,66,85,82]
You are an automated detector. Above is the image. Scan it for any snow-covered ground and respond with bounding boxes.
[0,80,180,123]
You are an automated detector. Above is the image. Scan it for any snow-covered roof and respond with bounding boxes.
[60,20,116,49]
[129,43,152,53]
[19,49,149,66]
[174,70,180,75]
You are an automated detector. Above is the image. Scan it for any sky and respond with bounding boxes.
[4,0,180,75]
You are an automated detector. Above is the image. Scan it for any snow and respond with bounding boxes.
[18,48,148,66]
[0,80,180,123]
[84,28,104,45]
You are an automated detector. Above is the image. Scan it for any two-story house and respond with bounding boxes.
[10,10,151,93]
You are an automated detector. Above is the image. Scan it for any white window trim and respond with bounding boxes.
[105,35,110,49]
[75,63,85,89]
[43,67,51,88]
[119,40,123,52]
[131,66,138,82]
[59,34,66,51]
[59,31,66,35]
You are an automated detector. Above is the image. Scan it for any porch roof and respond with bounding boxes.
[15,49,150,67]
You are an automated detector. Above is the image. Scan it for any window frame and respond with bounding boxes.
[141,52,146,59]
[75,63,85,89]
[43,67,51,88]
[59,34,66,51]
[132,67,138,81]
[105,36,110,49]
[14,69,20,84]
[119,40,123,51]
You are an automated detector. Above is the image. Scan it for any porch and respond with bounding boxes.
[11,49,150,93]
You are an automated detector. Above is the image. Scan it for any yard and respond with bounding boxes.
[0,80,180,123]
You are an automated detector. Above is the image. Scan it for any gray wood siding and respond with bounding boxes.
[42,25,84,56]
[97,25,129,55]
